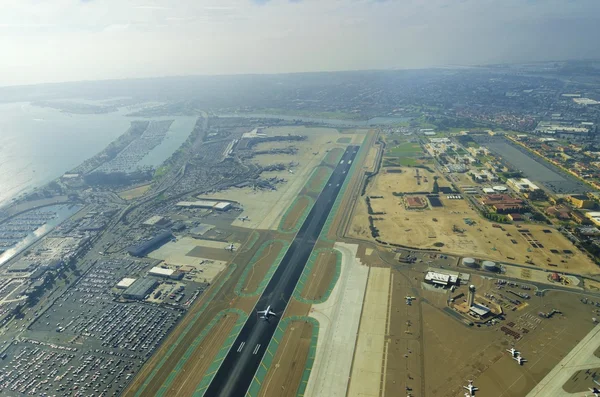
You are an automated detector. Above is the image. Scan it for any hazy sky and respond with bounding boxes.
[1,0,600,86]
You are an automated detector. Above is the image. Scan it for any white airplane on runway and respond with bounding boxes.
[238,216,249,222]
[225,243,235,251]
[288,169,294,174]
[463,380,478,395]
[513,355,526,365]
[257,305,277,320]
[406,296,416,305]
[507,347,520,357]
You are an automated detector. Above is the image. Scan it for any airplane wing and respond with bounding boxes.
[257,310,267,315]
[268,310,277,316]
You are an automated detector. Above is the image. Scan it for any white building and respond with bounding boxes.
[116,278,136,289]
[149,267,175,278]
[507,178,540,193]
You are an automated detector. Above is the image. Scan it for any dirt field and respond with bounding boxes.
[118,184,151,200]
[374,167,447,193]
[241,240,286,294]
[259,320,314,397]
[351,166,599,275]
[280,196,312,232]
[164,313,239,397]
[301,250,338,301]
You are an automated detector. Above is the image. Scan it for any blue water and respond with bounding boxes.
[0,102,195,207]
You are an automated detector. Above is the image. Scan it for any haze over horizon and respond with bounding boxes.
[2,0,600,87]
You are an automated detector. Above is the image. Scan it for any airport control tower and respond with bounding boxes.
[467,285,476,307]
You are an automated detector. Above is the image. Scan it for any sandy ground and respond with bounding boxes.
[348,267,391,397]
[305,243,369,397]
[148,237,227,283]
[260,320,313,397]
[352,168,599,275]
[204,127,365,231]
[118,184,151,200]
[374,167,448,193]
[503,265,582,290]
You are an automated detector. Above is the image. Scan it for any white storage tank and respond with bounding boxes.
[462,257,478,268]
[482,260,498,272]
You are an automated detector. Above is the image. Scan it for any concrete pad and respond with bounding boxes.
[305,242,369,397]
[348,267,391,397]
[148,238,227,282]
[527,324,600,397]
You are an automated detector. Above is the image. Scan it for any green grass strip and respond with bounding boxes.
[278,195,315,234]
[234,240,290,297]
[133,264,237,397]
[156,308,248,396]
[323,148,345,166]
[245,316,319,397]
[192,309,249,396]
[293,248,342,304]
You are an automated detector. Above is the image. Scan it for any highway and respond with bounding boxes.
[204,145,359,397]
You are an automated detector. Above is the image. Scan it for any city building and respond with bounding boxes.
[568,194,595,209]
[142,215,170,227]
[508,213,523,221]
[176,200,232,211]
[149,266,175,278]
[116,278,136,289]
[127,231,173,257]
[507,178,540,193]
[123,278,158,300]
[585,212,600,227]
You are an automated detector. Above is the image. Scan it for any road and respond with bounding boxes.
[204,145,359,397]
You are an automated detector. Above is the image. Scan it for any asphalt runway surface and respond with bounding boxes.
[204,145,359,397]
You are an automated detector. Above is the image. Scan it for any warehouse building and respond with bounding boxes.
[176,200,232,211]
[116,278,136,289]
[142,215,170,227]
[127,231,173,257]
[149,266,175,278]
[123,278,158,300]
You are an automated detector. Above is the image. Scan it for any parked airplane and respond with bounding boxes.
[225,243,235,251]
[257,305,277,320]
[588,379,600,396]
[288,169,294,174]
[463,380,478,395]
[406,296,416,305]
[507,348,520,357]
[238,216,249,222]
[513,355,526,365]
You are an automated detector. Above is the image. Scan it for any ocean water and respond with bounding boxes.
[0,102,195,207]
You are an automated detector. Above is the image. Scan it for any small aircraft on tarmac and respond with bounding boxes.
[288,169,294,174]
[238,216,249,222]
[257,305,277,320]
[225,243,235,251]
[507,348,520,357]
[406,296,416,305]
[513,355,527,365]
[463,380,478,396]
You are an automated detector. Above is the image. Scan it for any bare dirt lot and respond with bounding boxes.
[351,166,598,275]
[373,167,448,193]
[301,249,338,301]
[280,196,311,232]
[259,320,314,397]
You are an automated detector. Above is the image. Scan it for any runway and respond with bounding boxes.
[204,145,359,397]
